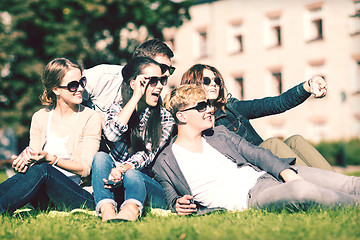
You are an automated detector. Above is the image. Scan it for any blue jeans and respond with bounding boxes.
[0,163,94,214]
[248,166,360,211]
[92,152,166,216]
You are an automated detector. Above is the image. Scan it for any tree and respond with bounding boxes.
[0,0,192,148]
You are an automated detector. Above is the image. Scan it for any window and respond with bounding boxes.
[354,114,360,138]
[306,60,326,82]
[235,77,244,100]
[351,58,360,94]
[305,4,324,42]
[199,30,208,58]
[193,28,209,59]
[272,72,282,94]
[308,119,328,143]
[349,0,360,35]
[265,68,282,96]
[265,16,282,47]
[310,8,323,40]
[228,22,244,54]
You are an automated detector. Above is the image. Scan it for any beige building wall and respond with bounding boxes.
[163,0,360,142]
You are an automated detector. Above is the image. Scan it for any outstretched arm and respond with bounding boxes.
[230,76,326,120]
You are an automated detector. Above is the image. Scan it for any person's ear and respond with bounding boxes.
[52,87,61,96]
[130,79,136,90]
[176,111,187,124]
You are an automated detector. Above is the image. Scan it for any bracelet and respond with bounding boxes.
[117,164,126,175]
[52,155,59,166]
[307,79,312,88]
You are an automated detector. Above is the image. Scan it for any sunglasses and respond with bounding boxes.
[180,99,211,113]
[159,64,176,75]
[58,76,87,92]
[145,76,168,87]
[203,77,221,86]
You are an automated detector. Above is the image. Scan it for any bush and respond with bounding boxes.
[314,138,360,166]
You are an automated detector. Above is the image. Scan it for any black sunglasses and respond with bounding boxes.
[159,64,176,75]
[145,76,168,87]
[203,77,221,86]
[180,99,211,113]
[58,76,87,92]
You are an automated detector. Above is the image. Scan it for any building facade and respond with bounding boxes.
[163,0,360,142]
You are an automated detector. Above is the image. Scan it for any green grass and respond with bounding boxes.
[0,170,8,183]
[0,207,359,240]
[0,170,359,240]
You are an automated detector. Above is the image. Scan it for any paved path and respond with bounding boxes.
[333,165,360,174]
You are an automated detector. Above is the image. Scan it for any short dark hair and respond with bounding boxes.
[133,39,174,59]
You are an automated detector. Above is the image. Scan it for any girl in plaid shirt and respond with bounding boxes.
[92,57,174,222]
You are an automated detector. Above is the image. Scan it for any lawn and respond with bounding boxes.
[0,170,359,240]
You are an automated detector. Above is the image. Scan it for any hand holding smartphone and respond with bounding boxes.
[104,179,123,188]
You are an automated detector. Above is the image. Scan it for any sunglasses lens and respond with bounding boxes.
[160,64,176,75]
[169,66,175,75]
[160,64,167,74]
[148,77,157,87]
[203,77,211,85]
[148,76,168,87]
[160,76,168,86]
[214,77,221,86]
[196,101,208,112]
[80,76,87,88]
[67,81,79,92]
[203,77,221,86]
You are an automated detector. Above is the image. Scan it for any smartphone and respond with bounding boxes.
[105,180,123,188]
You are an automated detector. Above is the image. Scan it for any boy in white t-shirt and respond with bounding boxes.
[153,84,360,215]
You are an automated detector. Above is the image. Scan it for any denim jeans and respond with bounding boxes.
[0,163,95,214]
[248,166,360,211]
[92,152,166,216]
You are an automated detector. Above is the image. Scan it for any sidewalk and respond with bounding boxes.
[333,165,360,174]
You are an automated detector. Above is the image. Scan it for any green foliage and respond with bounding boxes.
[0,207,359,240]
[314,138,360,166]
[0,170,7,183]
[0,0,193,140]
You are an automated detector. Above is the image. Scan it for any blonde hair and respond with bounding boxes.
[163,84,207,123]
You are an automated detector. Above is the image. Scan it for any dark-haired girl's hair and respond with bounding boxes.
[121,57,162,153]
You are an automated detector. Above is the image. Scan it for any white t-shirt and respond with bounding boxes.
[172,138,265,211]
[43,110,81,185]
[83,64,124,114]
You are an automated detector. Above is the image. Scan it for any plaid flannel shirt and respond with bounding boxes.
[104,101,174,170]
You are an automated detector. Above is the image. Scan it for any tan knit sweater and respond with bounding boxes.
[29,105,101,178]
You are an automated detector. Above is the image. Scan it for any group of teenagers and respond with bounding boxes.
[1,39,359,222]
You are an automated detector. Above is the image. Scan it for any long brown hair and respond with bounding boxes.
[181,64,228,112]
[40,58,82,107]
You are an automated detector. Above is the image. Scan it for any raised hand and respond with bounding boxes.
[308,76,328,98]
[131,75,150,100]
